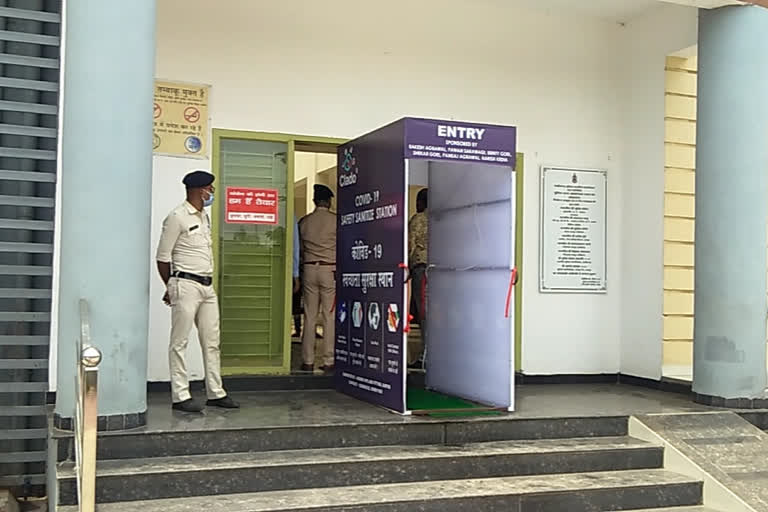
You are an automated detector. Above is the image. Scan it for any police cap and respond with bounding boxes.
[182,170,214,189]
[313,184,334,201]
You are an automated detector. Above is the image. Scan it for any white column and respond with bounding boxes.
[693,5,768,403]
[54,0,156,428]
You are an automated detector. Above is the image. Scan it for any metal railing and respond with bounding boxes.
[74,299,102,512]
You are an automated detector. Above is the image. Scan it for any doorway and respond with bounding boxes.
[211,129,524,378]
[406,154,524,378]
[410,158,516,409]
[211,130,345,375]
[291,148,338,371]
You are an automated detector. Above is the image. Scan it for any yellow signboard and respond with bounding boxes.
[153,80,209,158]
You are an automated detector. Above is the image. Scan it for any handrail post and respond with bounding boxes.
[79,346,101,512]
[74,299,101,512]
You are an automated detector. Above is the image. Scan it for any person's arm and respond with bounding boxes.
[156,214,181,304]
[292,216,300,293]
[418,214,428,261]
[407,215,414,262]
[157,260,171,283]
[293,216,300,278]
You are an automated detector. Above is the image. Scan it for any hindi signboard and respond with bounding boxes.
[153,80,209,158]
[540,166,607,293]
[225,187,279,225]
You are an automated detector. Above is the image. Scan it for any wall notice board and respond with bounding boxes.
[540,166,607,293]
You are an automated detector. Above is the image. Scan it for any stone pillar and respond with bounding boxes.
[54,0,156,429]
[693,5,768,406]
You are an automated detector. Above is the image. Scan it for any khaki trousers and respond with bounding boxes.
[302,264,335,366]
[168,277,226,403]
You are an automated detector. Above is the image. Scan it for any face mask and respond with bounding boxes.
[203,192,214,208]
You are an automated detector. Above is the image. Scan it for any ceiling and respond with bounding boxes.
[514,0,744,23]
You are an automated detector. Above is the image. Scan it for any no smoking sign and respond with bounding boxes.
[184,106,200,123]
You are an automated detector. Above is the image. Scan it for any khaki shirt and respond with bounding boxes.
[299,207,336,265]
[408,211,428,266]
[156,201,214,276]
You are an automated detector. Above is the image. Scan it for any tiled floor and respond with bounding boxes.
[134,384,713,434]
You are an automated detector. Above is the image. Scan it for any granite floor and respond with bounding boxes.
[133,384,714,434]
[58,469,701,512]
[638,412,768,512]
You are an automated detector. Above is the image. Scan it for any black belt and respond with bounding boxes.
[304,261,334,266]
[172,271,212,287]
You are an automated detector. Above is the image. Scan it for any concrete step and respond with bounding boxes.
[57,436,663,504]
[56,415,629,461]
[57,469,702,512]
[618,507,721,511]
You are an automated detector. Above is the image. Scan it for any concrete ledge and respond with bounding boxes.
[53,410,147,432]
[694,392,768,410]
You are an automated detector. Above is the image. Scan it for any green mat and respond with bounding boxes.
[406,387,503,418]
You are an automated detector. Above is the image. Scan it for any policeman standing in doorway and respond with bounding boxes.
[408,188,429,369]
[299,184,336,373]
[156,170,240,413]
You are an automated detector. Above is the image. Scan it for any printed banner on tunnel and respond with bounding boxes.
[404,117,516,167]
[335,120,408,413]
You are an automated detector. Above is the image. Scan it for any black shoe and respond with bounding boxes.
[172,399,203,413]
[300,364,314,373]
[320,364,334,374]
[206,396,240,409]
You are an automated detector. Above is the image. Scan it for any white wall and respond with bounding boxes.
[148,0,628,380]
[620,3,698,380]
[51,0,699,387]
[147,155,210,382]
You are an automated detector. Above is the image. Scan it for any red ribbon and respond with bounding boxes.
[504,268,518,318]
[404,314,412,333]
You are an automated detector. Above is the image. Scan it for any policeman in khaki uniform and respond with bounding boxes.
[299,184,336,373]
[156,170,239,413]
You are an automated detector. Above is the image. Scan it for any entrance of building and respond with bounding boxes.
[211,127,523,388]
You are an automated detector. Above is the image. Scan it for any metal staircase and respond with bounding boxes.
[0,0,61,498]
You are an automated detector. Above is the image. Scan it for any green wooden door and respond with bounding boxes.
[216,138,289,374]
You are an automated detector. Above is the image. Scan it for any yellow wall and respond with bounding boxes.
[663,55,697,370]
[294,179,307,219]
[316,165,338,201]
[295,152,337,215]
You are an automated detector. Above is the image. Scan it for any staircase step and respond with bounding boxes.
[57,436,663,504]
[59,415,628,461]
[617,508,721,511]
[57,469,702,512]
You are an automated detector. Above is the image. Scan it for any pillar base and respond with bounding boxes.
[53,410,147,432]
[693,392,768,409]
